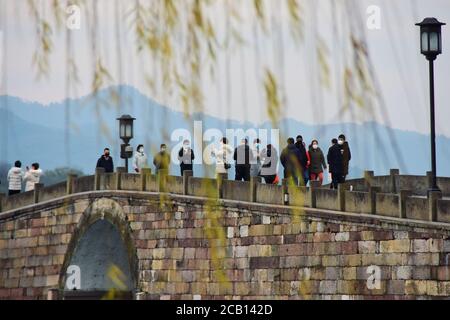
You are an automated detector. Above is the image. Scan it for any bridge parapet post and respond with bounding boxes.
[94,168,105,191]
[34,183,44,204]
[0,193,5,212]
[66,174,78,195]
[428,190,443,222]
[399,190,413,219]
[390,169,400,193]
[309,180,321,208]
[183,170,193,195]
[369,186,381,215]
[282,179,290,205]
[217,173,228,199]
[136,292,147,300]
[250,176,262,202]
[338,183,349,212]
[47,288,60,300]
[141,168,152,191]
[157,169,169,193]
[115,167,127,190]
[427,171,434,190]
[364,170,375,190]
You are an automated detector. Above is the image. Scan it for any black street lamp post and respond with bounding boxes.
[416,18,446,193]
[117,114,136,173]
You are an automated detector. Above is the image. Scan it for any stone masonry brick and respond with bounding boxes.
[380,240,410,253]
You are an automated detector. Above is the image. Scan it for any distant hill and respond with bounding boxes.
[1,85,449,181]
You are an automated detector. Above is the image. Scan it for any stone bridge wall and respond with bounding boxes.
[0,169,449,300]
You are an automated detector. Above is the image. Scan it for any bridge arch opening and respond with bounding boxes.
[60,198,138,300]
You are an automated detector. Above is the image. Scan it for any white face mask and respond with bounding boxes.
[338,140,344,145]
[313,144,318,150]
[139,148,144,153]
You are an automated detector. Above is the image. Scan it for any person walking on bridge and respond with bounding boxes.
[133,144,148,173]
[7,161,24,196]
[234,138,254,182]
[96,148,114,173]
[153,144,171,174]
[260,144,279,184]
[178,139,195,176]
[23,163,43,192]
[327,139,344,189]
[294,135,309,186]
[211,137,233,179]
[338,134,352,182]
[280,138,303,186]
[250,138,262,178]
[308,140,327,186]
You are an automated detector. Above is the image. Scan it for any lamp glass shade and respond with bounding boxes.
[120,124,126,138]
[430,32,439,51]
[421,32,429,52]
[125,124,133,138]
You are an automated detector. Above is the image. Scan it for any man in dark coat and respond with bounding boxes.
[153,144,171,174]
[295,135,309,185]
[178,140,195,176]
[295,135,308,170]
[96,148,114,173]
[280,138,304,186]
[233,138,253,182]
[327,139,344,189]
[338,134,352,182]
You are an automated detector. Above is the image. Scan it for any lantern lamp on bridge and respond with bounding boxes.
[117,114,136,173]
[416,17,446,193]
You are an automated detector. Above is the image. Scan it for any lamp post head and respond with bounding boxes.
[117,114,136,144]
[416,17,446,60]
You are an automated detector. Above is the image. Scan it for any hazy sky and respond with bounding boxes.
[1,0,450,137]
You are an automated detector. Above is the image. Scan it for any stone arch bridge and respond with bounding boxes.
[0,168,450,300]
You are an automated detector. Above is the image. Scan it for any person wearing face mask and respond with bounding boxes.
[153,144,171,174]
[250,138,262,177]
[327,138,344,189]
[211,137,234,178]
[338,134,352,182]
[96,148,114,173]
[308,140,327,186]
[178,139,195,176]
[133,144,148,173]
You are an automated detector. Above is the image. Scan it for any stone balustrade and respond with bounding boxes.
[1,168,450,225]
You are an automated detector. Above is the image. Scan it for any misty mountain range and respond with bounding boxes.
[0,85,449,181]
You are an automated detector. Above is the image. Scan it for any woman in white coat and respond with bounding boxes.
[133,144,148,173]
[23,163,43,192]
[211,137,233,178]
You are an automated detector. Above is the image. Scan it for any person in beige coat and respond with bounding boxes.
[23,163,43,192]
[211,137,233,178]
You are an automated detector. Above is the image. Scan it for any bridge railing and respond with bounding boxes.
[0,168,449,224]
[346,169,450,196]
